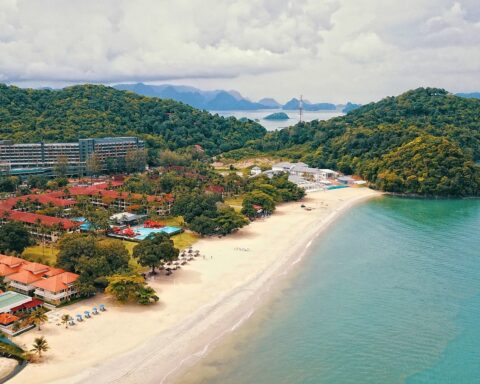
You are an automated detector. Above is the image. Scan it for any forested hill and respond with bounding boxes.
[253,88,480,196]
[0,84,266,157]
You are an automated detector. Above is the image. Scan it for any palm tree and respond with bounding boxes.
[30,336,49,358]
[27,309,48,331]
[11,321,21,334]
[61,314,70,329]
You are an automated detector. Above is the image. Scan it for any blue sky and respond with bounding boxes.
[1,0,479,103]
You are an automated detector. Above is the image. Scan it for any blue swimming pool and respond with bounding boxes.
[72,217,92,231]
[132,225,182,240]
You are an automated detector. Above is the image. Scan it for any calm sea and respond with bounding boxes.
[212,109,344,131]
[179,196,480,384]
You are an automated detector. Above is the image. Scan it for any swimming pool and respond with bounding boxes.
[72,217,92,231]
[132,226,182,240]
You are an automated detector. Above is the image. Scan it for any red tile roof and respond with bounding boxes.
[10,298,44,313]
[32,272,79,293]
[0,313,19,325]
[0,210,79,229]
[0,264,20,277]
[0,255,25,268]
[7,270,41,285]
[22,262,50,275]
[44,268,65,277]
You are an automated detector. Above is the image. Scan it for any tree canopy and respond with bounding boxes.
[0,84,266,160]
[247,88,480,196]
[132,232,179,273]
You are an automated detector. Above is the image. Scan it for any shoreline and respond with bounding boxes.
[166,188,382,384]
[10,187,381,384]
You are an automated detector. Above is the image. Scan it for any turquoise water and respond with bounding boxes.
[182,197,480,384]
[133,225,182,239]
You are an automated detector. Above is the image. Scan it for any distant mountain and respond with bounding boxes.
[342,102,362,113]
[204,91,270,110]
[258,98,281,108]
[282,98,337,111]
[114,83,355,112]
[456,92,480,99]
[113,83,276,110]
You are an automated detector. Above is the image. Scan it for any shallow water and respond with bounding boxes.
[179,197,480,384]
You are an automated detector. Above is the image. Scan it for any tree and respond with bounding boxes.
[30,336,49,358]
[133,233,179,274]
[241,190,275,218]
[106,274,159,305]
[27,309,48,331]
[61,314,70,329]
[0,222,33,254]
[125,149,148,173]
[54,155,69,178]
[57,234,130,294]
[84,208,111,234]
[189,215,216,236]
[0,176,20,192]
[86,153,103,177]
[213,207,248,235]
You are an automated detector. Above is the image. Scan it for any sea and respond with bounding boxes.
[179,196,480,384]
[212,109,344,131]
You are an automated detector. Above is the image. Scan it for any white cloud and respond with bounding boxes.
[0,0,479,102]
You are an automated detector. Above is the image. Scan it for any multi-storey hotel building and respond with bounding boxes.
[0,137,145,176]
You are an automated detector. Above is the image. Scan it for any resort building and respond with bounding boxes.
[250,166,262,176]
[0,291,43,335]
[32,272,79,305]
[270,162,339,192]
[0,255,80,305]
[0,209,79,242]
[0,136,145,177]
[54,186,174,216]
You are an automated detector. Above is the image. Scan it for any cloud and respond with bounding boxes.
[0,0,339,83]
[0,0,479,102]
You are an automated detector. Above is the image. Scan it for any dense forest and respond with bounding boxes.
[1,85,479,196]
[245,88,480,197]
[0,84,265,160]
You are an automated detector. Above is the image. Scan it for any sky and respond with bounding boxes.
[0,0,479,103]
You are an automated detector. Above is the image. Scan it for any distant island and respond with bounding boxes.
[264,112,289,120]
[113,83,358,112]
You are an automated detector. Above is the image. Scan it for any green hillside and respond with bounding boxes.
[0,84,266,159]
[251,88,480,196]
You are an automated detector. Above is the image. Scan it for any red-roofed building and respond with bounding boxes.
[10,298,44,314]
[33,272,79,304]
[6,270,43,294]
[0,209,79,242]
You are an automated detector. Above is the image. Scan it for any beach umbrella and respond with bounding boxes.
[99,304,106,311]
[76,314,83,321]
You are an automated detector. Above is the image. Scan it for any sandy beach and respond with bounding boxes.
[10,187,380,384]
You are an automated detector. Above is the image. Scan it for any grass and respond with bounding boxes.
[173,231,199,250]
[224,195,245,212]
[22,244,59,266]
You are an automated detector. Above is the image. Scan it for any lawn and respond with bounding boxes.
[224,195,245,212]
[22,244,59,266]
[121,230,199,255]
[22,225,199,269]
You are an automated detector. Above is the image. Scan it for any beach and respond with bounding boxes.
[10,187,380,384]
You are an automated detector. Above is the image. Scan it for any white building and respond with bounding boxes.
[250,166,262,176]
